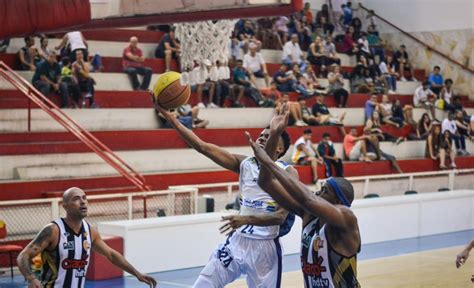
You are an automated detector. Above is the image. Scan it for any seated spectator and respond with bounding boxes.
[392,98,415,128]
[428,66,444,96]
[232,59,264,107]
[32,51,69,108]
[315,4,334,35]
[416,113,433,140]
[414,81,436,120]
[236,20,261,54]
[365,93,380,120]
[366,110,403,143]
[273,65,296,92]
[72,50,97,108]
[260,81,282,107]
[282,34,306,70]
[442,111,468,155]
[294,18,312,48]
[177,104,209,128]
[0,38,9,53]
[380,95,404,128]
[357,35,372,60]
[298,96,318,126]
[343,127,376,162]
[367,25,384,62]
[367,59,388,94]
[243,42,270,87]
[455,110,473,142]
[60,57,81,107]
[302,2,314,27]
[38,36,53,60]
[291,129,324,183]
[122,36,153,91]
[307,36,328,75]
[302,66,325,91]
[327,64,349,107]
[379,56,397,94]
[427,124,456,169]
[294,67,317,98]
[277,93,307,127]
[256,17,276,49]
[393,44,415,81]
[55,31,88,62]
[440,79,454,111]
[324,36,341,66]
[312,94,346,133]
[340,26,359,55]
[155,27,180,71]
[350,17,364,40]
[18,36,41,71]
[362,127,403,173]
[350,64,371,93]
[273,16,289,49]
[318,132,344,177]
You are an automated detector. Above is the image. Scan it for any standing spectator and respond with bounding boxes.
[273,65,296,92]
[32,52,69,108]
[18,36,40,71]
[55,31,88,62]
[442,111,467,155]
[282,34,305,69]
[72,50,97,108]
[155,27,181,72]
[327,64,349,107]
[414,81,436,120]
[380,95,404,128]
[393,45,415,81]
[427,124,455,169]
[324,36,341,66]
[440,79,455,112]
[318,132,344,177]
[343,128,376,162]
[243,42,270,87]
[340,26,359,55]
[291,129,324,184]
[379,56,397,94]
[122,36,153,91]
[307,36,328,75]
[0,38,9,53]
[428,66,444,96]
[38,36,52,60]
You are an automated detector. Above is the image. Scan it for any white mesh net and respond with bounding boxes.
[174,20,237,85]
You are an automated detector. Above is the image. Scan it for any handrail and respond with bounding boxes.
[0,61,150,192]
[358,3,473,74]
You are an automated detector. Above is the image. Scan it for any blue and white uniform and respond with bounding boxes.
[193,157,294,288]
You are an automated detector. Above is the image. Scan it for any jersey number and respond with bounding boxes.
[241,225,254,234]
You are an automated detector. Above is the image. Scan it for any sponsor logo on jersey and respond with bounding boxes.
[301,256,327,277]
[313,237,324,252]
[75,270,86,278]
[61,258,88,270]
[63,241,75,250]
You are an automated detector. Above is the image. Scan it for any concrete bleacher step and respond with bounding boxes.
[2,156,474,201]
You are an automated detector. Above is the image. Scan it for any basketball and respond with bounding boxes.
[153,71,191,109]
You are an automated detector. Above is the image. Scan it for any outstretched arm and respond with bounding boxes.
[156,104,246,173]
[91,228,157,287]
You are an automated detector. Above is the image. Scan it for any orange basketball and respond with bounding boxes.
[153,71,191,109]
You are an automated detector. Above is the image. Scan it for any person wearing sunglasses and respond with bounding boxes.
[247,103,361,288]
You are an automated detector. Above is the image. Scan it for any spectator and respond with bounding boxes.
[0,38,9,53]
[315,4,334,34]
[367,25,384,61]
[427,124,455,169]
[291,129,324,184]
[442,111,468,155]
[232,59,264,106]
[177,104,209,128]
[294,18,312,47]
[341,3,353,28]
[340,26,359,55]
[260,81,282,106]
[379,56,397,93]
[327,64,349,107]
[350,17,363,40]
[307,36,328,75]
[32,52,69,108]
[318,132,344,177]
[277,93,307,127]
[391,99,414,127]
[440,79,455,111]
[367,59,388,94]
[55,31,88,62]
[60,57,81,107]
[416,113,433,140]
[236,20,261,54]
[455,110,473,142]
[155,27,181,71]
[243,42,270,87]
[273,16,289,49]
[18,36,40,71]
[302,66,325,91]
[302,2,314,26]
[366,110,403,143]
[312,94,346,133]
[362,127,404,173]
[72,50,97,108]
[393,45,415,81]
[315,16,334,38]
[122,36,153,91]
[273,65,296,92]
[365,93,379,120]
[414,81,436,120]
[38,36,52,60]
[343,127,376,162]
[298,96,318,125]
[282,34,305,69]
[350,64,371,93]
[357,35,372,60]
[428,66,444,96]
[324,36,341,66]
[380,95,404,128]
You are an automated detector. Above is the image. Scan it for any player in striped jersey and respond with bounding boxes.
[247,104,361,288]
[17,187,156,288]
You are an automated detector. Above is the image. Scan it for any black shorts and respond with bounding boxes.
[252,70,266,78]
[155,48,178,59]
[296,157,310,165]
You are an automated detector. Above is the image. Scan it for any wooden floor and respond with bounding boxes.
[228,246,474,288]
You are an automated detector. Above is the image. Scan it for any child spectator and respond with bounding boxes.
[414,81,436,120]
[155,27,181,71]
[428,66,444,96]
[72,50,97,108]
[318,132,344,177]
[18,36,40,71]
[291,129,324,184]
[123,36,153,91]
[327,64,349,107]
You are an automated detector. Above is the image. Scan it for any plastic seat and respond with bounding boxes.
[0,221,23,277]
[364,193,380,198]
[404,190,418,195]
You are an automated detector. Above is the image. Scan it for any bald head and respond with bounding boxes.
[63,187,85,204]
[130,36,138,48]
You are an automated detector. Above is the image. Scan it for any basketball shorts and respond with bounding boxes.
[193,232,283,288]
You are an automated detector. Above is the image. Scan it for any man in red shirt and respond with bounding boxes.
[123,36,153,90]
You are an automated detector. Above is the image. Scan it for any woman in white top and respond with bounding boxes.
[55,31,89,62]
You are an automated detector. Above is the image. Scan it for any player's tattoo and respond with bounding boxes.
[31,225,52,247]
[18,256,34,278]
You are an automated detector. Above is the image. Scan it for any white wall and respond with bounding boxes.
[360,0,474,32]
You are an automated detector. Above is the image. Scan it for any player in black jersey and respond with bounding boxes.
[247,103,361,288]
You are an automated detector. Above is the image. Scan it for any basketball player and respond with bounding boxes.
[246,104,361,287]
[156,104,297,287]
[456,238,474,282]
[17,187,157,288]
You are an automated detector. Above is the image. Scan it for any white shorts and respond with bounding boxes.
[193,232,283,288]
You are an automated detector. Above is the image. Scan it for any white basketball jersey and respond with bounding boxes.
[40,218,92,288]
[237,157,290,239]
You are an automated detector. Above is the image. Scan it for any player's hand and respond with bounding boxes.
[136,273,157,287]
[269,102,290,135]
[456,249,470,268]
[27,278,41,288]
[246,131,271,165]
[220,215,247,235]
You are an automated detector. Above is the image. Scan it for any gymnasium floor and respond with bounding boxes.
[2,230,473,287]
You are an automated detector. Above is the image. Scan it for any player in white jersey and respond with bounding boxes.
[157,105,298,287]
[17,187,156,288]
[247,104,361,288]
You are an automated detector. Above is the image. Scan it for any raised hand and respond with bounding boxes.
[269,103,290,135]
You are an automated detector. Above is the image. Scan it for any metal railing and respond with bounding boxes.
[0,61,150,193]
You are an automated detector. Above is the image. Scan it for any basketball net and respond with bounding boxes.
[174,20,237,86]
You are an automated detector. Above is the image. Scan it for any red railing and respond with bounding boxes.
[0,62,151,194]
[359,3,473,74]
